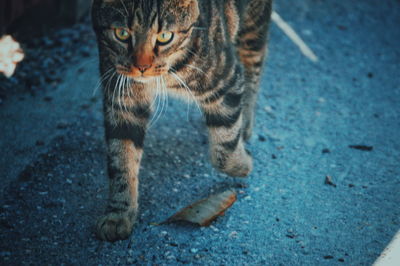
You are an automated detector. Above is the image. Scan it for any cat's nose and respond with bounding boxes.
[136,64,151,73]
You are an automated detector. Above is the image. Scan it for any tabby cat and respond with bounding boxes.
[92,0,272,241]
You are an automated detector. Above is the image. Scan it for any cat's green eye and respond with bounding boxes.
[114,28,131,42]
[157,31,174,45]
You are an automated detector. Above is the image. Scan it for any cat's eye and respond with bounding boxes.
[114,28,131,42]
[157,32,174,45]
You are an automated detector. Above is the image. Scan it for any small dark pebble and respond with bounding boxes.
[177,258,190,264]
[35,140,45,146]
[81,104,90,109]
[325,175,337,187]
[286,232,296,239]
[276,218,280,222]
[272,154,277,159]
[18,167,34,182]
[322,148,331,154]
[57,121,69,129]
[44,201,62,209]
[258,135,266,142]
[348,184,355,188]
[43,96,53,102]
[0,219,15,229]
[367,72,374,78]
[235,183,248,189]
[324,255,334,260]
[349,145,373,151]
[362,185,368,189]
[338,258,345,262]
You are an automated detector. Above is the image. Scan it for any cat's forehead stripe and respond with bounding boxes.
[131,0,159,28]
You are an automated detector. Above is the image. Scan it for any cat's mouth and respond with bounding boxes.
[131,76,156,83]
[116,66,167,83]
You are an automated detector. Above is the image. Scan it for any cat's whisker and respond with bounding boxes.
[172,64,206,92]
[117,74,123,111]
[93,75,107,97]
[161,76,169,116]
[103,72,114,106]
[119,0,129,17]
[150,76,168,129]
[153,77,165,129]
[156,78,166,127]
[109,73,120,125]
[93,67,114,96]
[110,6,126,18]
[72,58,99,74]
[183,48,204,62]
[147,78,158,111]
[122,75,129,113]
[185,64,206,75]
[105,72,117,95]
[148,76,160,129]
[126,77,133,109]
[169,71,201,113]
[161,76,168,119]
[120,75,128,113]
[126,77,133,100]
[111,74,122,120]
[170,69,191,120]
[161,77,168,121]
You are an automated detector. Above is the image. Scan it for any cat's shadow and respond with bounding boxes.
[138,109,211,221]
[135,102,244,225]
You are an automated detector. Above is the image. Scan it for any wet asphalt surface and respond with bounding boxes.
[1,0,399,265]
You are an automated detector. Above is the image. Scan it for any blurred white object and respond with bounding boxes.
[374,230,400,266]
[271,11,319,62]
[0,35,25,78]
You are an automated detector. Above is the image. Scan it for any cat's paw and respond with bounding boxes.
[223,150,253,177]
[212,148,253,177]
[96,211,135,242]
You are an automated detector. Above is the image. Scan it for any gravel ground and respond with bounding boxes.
[1,0,399,265]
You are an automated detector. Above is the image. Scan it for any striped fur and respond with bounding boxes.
[92,0,272,241]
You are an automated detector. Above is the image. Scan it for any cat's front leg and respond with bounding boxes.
[201,76,253,177]
[96,103,150,242]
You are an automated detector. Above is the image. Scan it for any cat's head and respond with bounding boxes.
[92,0,200,83]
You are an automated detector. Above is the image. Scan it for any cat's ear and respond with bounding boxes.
[179,0,198,8]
